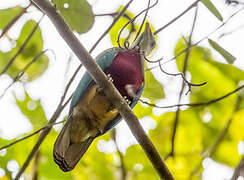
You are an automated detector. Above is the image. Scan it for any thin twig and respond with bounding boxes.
[117,0,158,49]
[94,12,118,17]
[29,0,174,179]
[154,0,201,35]
[169,6,198,158]
[0,50,48,100]
[134,0,151,41]
[111,129,126,180]
[89,0,134,53]
[14,102,67,180]
[149,6,244,71]
[140,84,244,109]
[32,150,40,180]
[0,3,32,38]
[218,23,244,39]
[158,61,206,95]
[0,120,66,151]
[191,94,242,177]
[0,15,45,75]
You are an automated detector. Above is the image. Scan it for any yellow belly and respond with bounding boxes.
[70,85,118,143]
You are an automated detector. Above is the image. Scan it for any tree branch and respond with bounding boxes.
[13,1,136,179]
[231,156,244,180]
[29,0,174,179]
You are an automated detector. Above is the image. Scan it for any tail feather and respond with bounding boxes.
[53,119,94,172]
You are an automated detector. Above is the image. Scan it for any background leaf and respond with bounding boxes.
[51,0,94,34]
[0,20,49,81]
[0,6,23,30]
[14,91,47,130]
[142,70,165,102]
[201,0,223,21]
[208,39,236,64]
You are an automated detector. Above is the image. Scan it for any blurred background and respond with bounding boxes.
[1,0,244,179]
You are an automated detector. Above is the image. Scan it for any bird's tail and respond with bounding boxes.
[53,118,94,172]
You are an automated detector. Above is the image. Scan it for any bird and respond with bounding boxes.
[53,22,156,172]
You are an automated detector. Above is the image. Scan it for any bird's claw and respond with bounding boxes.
[107,74,114,83]
[123,96,131,104]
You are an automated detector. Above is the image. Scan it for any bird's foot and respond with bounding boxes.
[107,74,114,83]
[123,96,131,104]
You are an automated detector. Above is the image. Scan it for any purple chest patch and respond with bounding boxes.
[105,50,144,99]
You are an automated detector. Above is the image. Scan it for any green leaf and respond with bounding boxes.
[124,144,159,180]
[174,37,244,169]
[209,61,244,83]
[0,6,24,30]
[208,39,236,64]
[133,102,153,119]
[201,0,223,21]
[51,0,94,34]
[142,70,165,102]
[14,91,47,130]
[0,20,49,81]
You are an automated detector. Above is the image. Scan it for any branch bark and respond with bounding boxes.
[30,0,174,179]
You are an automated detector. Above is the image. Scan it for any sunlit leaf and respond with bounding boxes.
[213,140,241,166]
[142,70,165,102]
[208,39,236,64]
[133,102,153,119]
[0,6,23,30]
[175,38,237,130]
[14,91,47,130]
[0,20,49,81]
[51,0,94,34]
[173,37,244,174]
[209,61,244,83]
[201,0,223,21]
[124,144,159,180]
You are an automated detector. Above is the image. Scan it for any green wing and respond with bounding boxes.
[69,48,120,113]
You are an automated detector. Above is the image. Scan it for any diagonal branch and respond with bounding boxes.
[13,1,136,179]
[28,0,174,179]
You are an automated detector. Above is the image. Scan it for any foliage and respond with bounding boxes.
[201,0,223,21]
[0,20,49,81]
[51,0,94,34]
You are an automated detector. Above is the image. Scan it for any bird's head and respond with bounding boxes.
[130,22,156,57]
